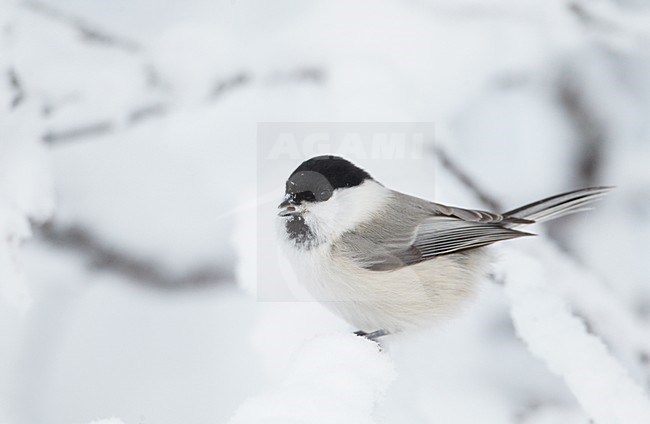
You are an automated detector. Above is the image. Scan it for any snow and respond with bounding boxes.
[499,245,650,424]
[2,0,650,423]
[88,419,126,424]
[229,334,395,424]
[0,103,54,310]
[4,249,263,424]
[0,1,54,311]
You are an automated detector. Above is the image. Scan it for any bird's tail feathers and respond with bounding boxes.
[503,186,612,225]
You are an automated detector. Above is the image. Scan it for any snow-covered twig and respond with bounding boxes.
[432,144,503,212]
[519,240,650,388]
[1,10,54,308]
[37,222,232,289]
[555,73,605,188]
[499,246,650,424]
[0,103,54,310]
[7,68,24,109]
[208,73,252,101]
[23,0,142,52]
[44,67,324,144]
[568,0,650,46]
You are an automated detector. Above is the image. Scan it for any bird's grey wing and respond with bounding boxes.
[410,217,532,260]
[428,199,532,225]
[338,192,532,271]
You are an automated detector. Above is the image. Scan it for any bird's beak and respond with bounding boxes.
[278,197,301,217]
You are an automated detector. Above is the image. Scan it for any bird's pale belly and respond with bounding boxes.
[294,246,490,333]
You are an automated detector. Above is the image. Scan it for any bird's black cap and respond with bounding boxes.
[285,156,373,202]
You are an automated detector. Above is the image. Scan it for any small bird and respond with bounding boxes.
[277,155,610,339]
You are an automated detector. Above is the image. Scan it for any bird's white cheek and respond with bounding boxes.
[304,183,390,243]
[303,201,347,242]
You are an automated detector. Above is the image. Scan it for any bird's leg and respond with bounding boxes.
[354,329,389,341]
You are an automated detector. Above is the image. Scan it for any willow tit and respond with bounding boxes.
[277,155,609,339]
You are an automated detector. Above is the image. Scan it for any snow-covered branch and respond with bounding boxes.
[0,103,54,310]
[36,222,232,289]
[44,67,324,145]
[499,246,650,424]
[432,144,504,212]
[229,334,395,424]
[568,0,650,47]
[23,0,142,53]
[0,2,53,311]
[516,239,650,388]
[6,68,24,109]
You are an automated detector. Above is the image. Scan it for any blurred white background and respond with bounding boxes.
[1,0,650,423]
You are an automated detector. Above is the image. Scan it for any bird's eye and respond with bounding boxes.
[294,191,316,203]
[304,191,316,201]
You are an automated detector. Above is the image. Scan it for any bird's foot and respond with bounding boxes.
[354,329,389,341]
